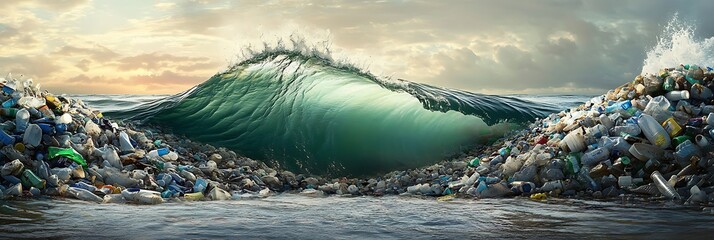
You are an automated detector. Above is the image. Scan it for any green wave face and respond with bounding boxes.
[114,52,555,176]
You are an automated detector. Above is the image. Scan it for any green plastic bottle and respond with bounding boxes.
[565,153,581,175]
[21,169,46,189]
[663,76,675,91]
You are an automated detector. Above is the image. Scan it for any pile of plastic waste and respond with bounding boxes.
[381,64,714,208]
[0,73,308,204]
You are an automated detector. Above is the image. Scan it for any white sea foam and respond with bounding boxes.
[641,14,714,75]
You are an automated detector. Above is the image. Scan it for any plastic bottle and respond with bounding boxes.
[71,181,97,192]
[578,166,600,191]
[14,108,29,132]
[599,114,614,129]
[118,131,135,153]
[17,97,46,109]
[586,124,609,142]
[674,140,701,166]
[21,169,45,189]
[510,181,535,194]
[45,94,63,110]
[581,148,610,166]
[68,187,103,203]
[146,148,170,159]
[121,188,164,204]
[184,192,204,201]
[51,168,72,181]
[98,145,122,169]
[193,178,208,193]
[691,83,713,100]
[0,108,19,118]
[664,90,690,101]
[610,123,641,137]
[22,124,42,147]
[0,129,15,146]
[498,147,511,157]
[643,96,672,123]
[4,183,22,196]
[37,123,56,135]
[605,101,635,115]
[37,105,55,119]
[539,180,563,192]
[2,79,16,94]
[663,76,675,91]
[650,171,680,200]
[135,191,164,204]
[209,187,232,200]
[599,137,631,154]
[2,98,17,108]
[565,153,580,175]
[464,172,479,187]
[637,114,671,149]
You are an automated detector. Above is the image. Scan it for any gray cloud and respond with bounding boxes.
[135,0,714,93]
[4,0,714,94]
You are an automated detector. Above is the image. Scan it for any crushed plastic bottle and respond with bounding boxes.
[651,171,681,200]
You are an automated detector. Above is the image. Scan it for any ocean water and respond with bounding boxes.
[2,195,713,239]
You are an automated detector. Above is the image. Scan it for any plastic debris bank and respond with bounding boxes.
[2,65,714,212]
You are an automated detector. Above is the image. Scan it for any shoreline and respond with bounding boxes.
[2,66,714,215]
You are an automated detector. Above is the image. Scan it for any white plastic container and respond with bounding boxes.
[560,128,586,152]
[664,90,690,101]
[643,96,672,123]
[628,143,664,161]
[637,114,671,149]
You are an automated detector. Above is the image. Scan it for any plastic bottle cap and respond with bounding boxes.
[14,143,25,152]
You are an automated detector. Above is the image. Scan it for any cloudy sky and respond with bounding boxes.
[1,0,711,95]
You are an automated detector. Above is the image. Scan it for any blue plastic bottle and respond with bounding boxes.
[0,129,15,146]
